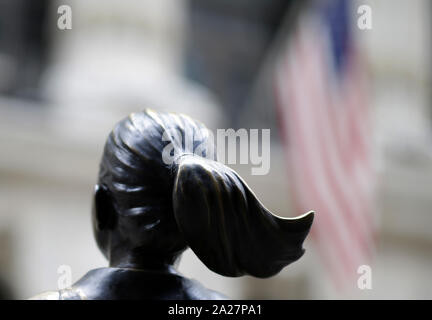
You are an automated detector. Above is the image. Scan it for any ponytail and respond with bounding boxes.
[100,109,313,278]
[173,154,314,278]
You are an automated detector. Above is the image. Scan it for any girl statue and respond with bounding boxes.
[31,109,314,300]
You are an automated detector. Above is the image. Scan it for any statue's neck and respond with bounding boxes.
[108,250,181,274]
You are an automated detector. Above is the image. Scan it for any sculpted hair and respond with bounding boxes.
[99,109,313,278]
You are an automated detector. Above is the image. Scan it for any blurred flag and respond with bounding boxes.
[274,0,377,289]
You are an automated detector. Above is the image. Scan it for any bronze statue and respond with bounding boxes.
[31,109,314,300]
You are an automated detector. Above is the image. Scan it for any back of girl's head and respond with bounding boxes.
[99,109,213,215]
[97,109,314,278]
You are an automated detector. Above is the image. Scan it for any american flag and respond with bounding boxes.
[274,0,377,289]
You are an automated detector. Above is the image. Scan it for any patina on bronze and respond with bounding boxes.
[31,109,314,300]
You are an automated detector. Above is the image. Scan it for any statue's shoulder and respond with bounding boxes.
[181,278,228,300]
[29,291,60,300]
[29,288,86,300]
